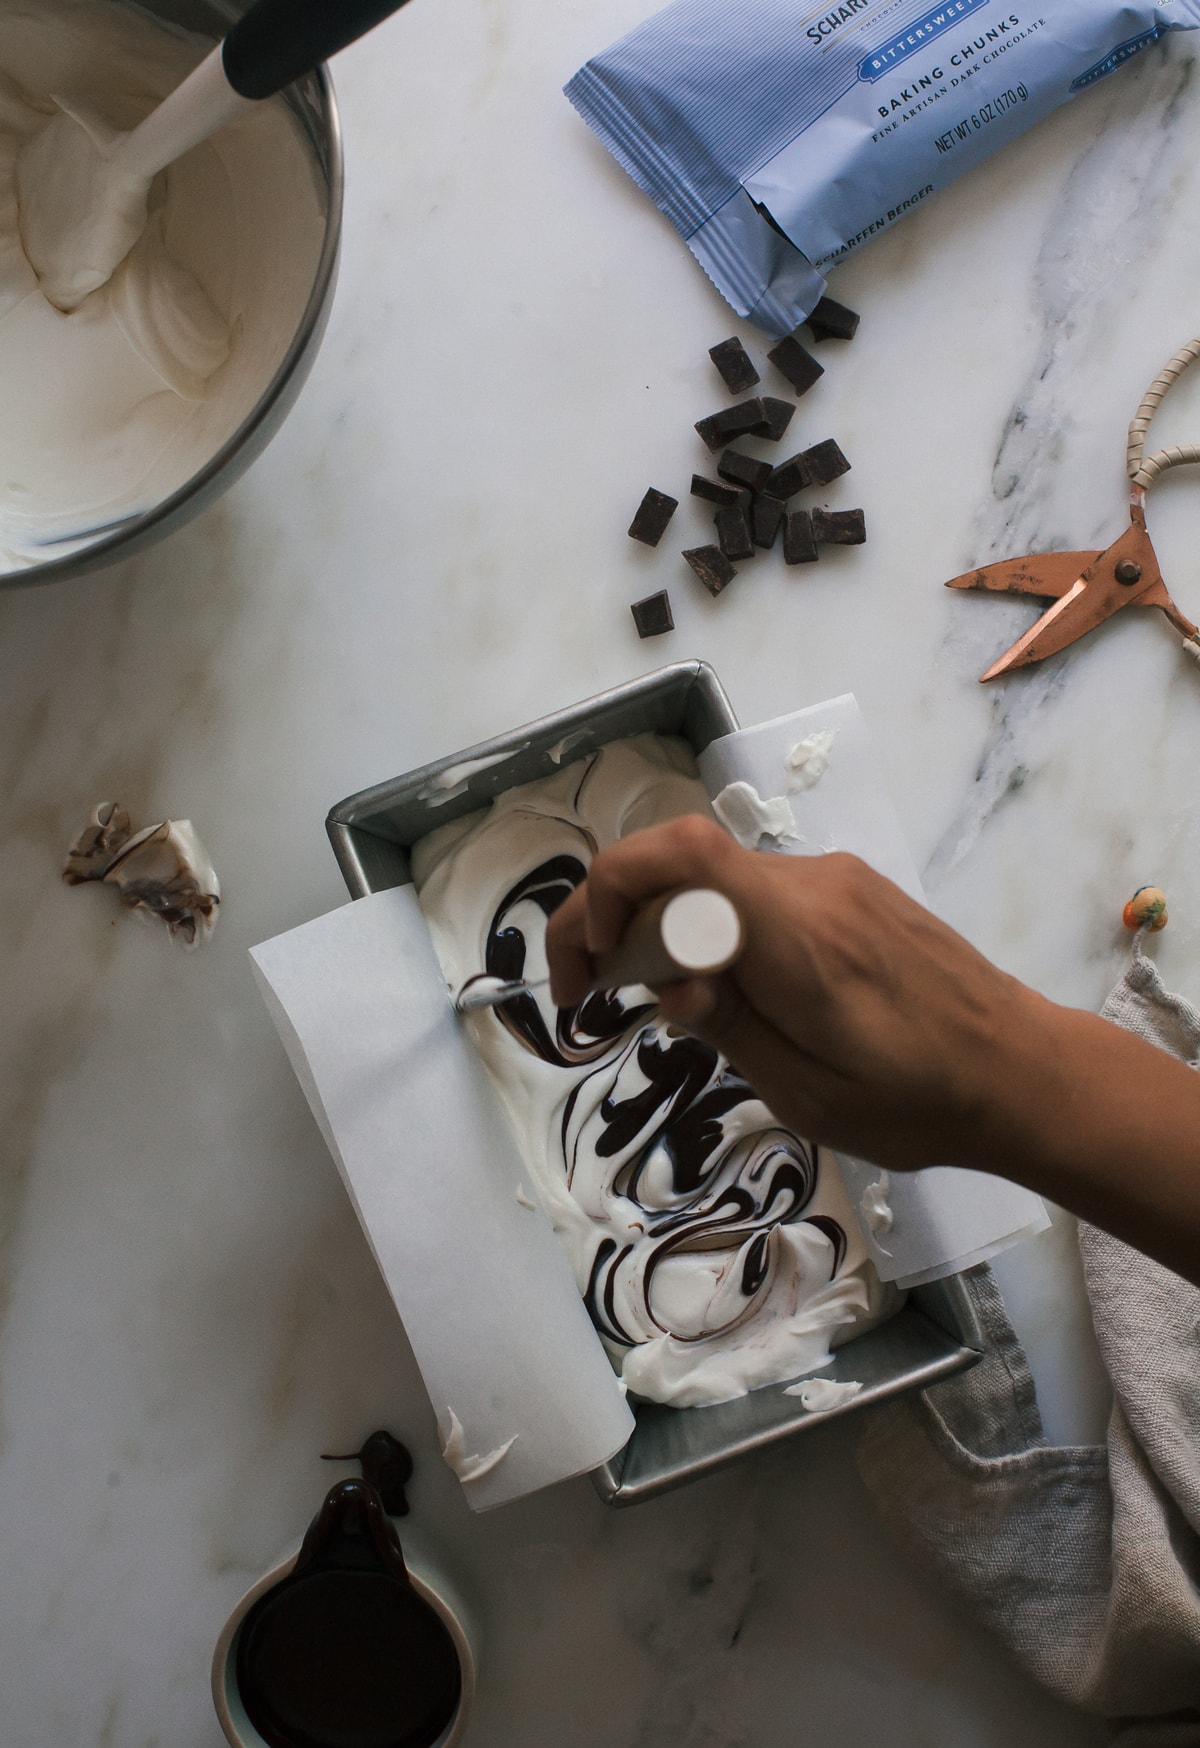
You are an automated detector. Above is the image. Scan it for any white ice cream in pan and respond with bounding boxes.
[0,0,326,569]
[412,734,899,1411]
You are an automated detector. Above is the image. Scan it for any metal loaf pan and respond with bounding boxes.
[326,661,982,1507]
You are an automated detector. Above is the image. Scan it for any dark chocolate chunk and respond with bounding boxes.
[802,439,851,486]
[717,448,773,492]
[709,337,760,394]
[751,495,784,550]
[783,510,818,565]
[694,398,766,452]
[683,545,737,596]
[628,486,678,547]
[631,590,675,637]
[806,295,860,343]
[715,505,755,561]
[753,396,796,441]
[812,507,866,545]
[761,451,814,502]
[767,336,824,396]
[690,473,742,506]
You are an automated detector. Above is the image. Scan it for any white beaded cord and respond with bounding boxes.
[1127,337,1200,489]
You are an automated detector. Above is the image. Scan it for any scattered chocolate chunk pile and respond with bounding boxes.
[624,302,863,629]
[631,590,674,637]
[627,486,677,547]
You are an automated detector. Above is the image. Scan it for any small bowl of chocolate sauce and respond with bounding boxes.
[211,1476,475,1748]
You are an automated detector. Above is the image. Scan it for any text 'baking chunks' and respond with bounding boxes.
[752,495,784,550]
[683,545,737,596]
[627,487,678,547]
[690,473,742,506]
[783,510,818,565]
[717,449,773,492]
[767,336,823,397]
[694,398,765,452]
[812,506,866,545]
[631,590,674,637]
[709,337,760,395]
[761,451,813,501]
[802,438,851,486]
[805,296,860,343]
[715,505,755,562]
[753,396,796,442]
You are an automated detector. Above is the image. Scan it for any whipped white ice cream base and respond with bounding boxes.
[413,736,898,1410]
[0,0,326,569]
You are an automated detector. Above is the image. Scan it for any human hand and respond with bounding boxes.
[545,815,1048,1173]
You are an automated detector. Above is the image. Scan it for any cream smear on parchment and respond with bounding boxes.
[0,0,325,568]
[412,735,898,1410]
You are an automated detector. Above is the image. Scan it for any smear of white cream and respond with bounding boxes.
[547,731,592,766]
[439,1408,519,1483]
[711,780,798,849]
[418,748,529,807]
[861,1171,894,1240]
[783,1376,863,1412]
[515,1183,536,1211]
[784,730,835,792]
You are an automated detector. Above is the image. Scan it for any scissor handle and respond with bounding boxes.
[1127,337,1200,490]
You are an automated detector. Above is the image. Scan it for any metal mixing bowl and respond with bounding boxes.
[2,0,342,589]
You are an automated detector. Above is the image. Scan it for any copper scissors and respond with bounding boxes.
[946,339,1200,682]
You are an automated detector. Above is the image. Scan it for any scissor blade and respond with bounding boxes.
[945,552,1101,599]
[980,523,1163,681]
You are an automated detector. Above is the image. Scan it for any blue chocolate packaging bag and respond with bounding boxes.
[566,0,1200,334]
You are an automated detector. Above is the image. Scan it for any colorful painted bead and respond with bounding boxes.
[1123,886,1168,932]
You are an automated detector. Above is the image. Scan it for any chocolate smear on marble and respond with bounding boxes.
[322,1431,414,1517]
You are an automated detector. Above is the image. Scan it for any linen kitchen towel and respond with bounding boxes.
[856,943,1200,1736]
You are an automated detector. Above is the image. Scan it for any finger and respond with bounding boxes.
[581,815,739,954]
[545,884,593,1006]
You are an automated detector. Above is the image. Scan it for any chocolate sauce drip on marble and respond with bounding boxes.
[236,1478,460,1748]
[321,1431,414,1517]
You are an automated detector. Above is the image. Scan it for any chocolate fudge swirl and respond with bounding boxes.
[484,854,653,1065]
[560,1026,839,1346]
[412,735,886,1409]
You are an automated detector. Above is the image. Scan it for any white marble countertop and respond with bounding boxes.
[5,0,1200,1739]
